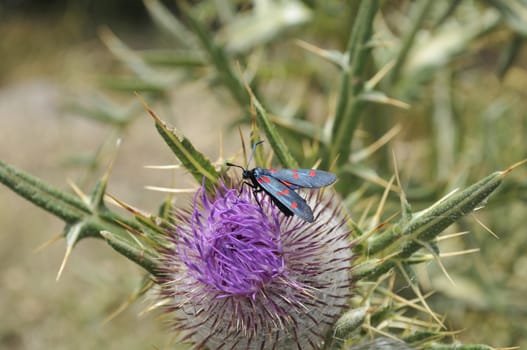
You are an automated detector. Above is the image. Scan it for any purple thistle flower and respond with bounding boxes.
[158,180,354,349]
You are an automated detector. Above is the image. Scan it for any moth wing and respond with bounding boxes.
[256,174,314,222]
[261,169,337,188]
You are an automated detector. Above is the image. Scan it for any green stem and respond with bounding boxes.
[330,0,378,167]
[0,160,161,273]
[179,3,249,107]
[101,231,160,276]
[0,160,90,223]
[251,92,299,168]
[387,0,434,85]
[356,170,503,281]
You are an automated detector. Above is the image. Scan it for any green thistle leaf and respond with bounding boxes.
[357,169,504,281]
[100,231,160,275]
[249,90,299,168]
[141,99,220,191]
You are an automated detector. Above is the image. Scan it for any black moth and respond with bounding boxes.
[227,141,337,222]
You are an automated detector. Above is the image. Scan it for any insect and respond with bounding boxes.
[226,141,337,222]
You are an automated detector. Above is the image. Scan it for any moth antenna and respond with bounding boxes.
[226,162,246,171]
[247,140,264,167]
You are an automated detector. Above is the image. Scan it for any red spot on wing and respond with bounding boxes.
[291,202,298,209]
[309,170,316,177]
[281,180,293,187]
[293,172,300,179]
[277,189,289,196]
[269,168,278,173]
[258,176,271,184]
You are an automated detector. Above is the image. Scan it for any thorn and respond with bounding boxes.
[102,139,120,183]
[472,214,500,239]
[311,158,322,170]
[67,179,88,202]
[33,233,62,253]
[143,164,181,169]
[294,39,326,55]
[380,287,435,316]
[135,93,161,124]
[374,211,399,232]
[395,314,439,329]
[350,124,402,163]
[361,323,405,344]
[112,219,144,237]
[501,158,527,176]
[438,248,480,258]
[419,239,456,286]
[392,151,402,195]
[88,143,120,209]
[365,60,396,90]
[392,149,411,223]
[56,244,73,281]
[234,60,250,95]
[437,231,470,241]
[144,185,197,194]
[371,175,395,229]
[103,299,130,325]
[351,167,400,192]
[104,193,148,216]
[396,262,446,329]
[439,328,464,337]
[126,229,145,249]
[328,153,340,173]
[237,126,247,165]
[103,278,154,324]
[57,223,83,281]
[379,250,402,263]
[354,207,399,246]
[357,195,374,228]
[139,298,171,317]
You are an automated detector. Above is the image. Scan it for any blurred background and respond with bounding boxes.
[0,1,221,349]
[0,1,526,349]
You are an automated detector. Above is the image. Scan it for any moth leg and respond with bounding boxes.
[252,188,264,209]
[238,181,265,209]
[239,180,257,196]
[248,184,264,208]
[241,181,265,207]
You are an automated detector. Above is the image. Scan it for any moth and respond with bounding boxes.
[227,141,337,222]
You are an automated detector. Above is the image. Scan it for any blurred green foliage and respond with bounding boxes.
[1,0,527,348]
[90,1,527,347]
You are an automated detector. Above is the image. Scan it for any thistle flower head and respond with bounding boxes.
[158,180,354,349]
